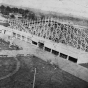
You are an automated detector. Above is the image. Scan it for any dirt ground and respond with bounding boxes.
[0,55,88,88]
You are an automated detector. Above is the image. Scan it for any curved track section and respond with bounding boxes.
[0,57,20,80]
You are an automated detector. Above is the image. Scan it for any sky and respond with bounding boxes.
[0,0,88,18]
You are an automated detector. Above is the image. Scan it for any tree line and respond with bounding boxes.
[0,5,44,20]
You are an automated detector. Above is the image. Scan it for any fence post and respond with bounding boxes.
[33,68,36,88]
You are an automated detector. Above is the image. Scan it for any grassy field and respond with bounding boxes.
[0,55,88,88]
[0,57,17,78]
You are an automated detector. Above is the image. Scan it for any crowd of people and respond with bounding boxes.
[8,17,88,52]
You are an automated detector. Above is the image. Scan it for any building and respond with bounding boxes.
[0,17,87,64]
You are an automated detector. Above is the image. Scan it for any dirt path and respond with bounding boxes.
[0,57,20,80]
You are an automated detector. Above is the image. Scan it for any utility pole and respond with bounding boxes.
[33,68,36,88]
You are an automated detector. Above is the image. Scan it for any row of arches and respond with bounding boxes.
[31,40,78,63]
[13,32,31,43]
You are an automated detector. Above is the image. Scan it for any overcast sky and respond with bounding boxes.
[0,0,88,18]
